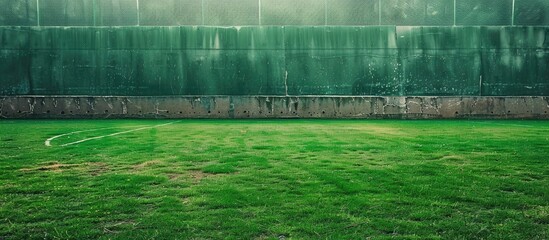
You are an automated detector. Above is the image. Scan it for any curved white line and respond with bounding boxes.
[45,127,118,147]
[60,121,179,147]
[45,124,151,147]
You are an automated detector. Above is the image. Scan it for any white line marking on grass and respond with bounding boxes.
[45,127,119,147]
[60,121,179,147]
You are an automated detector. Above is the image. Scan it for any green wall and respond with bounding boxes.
[1,0,549,96]
[2,0,549,27]
[1,26,548,96]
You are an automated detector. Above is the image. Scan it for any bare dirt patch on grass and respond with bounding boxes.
[20,161,108,175]
[343,126,407,137]
[133,160,163,171]
[102,221,139,234]
[438,155,466,161]
[167,167,239,184]
[188,170,215,182]
[167,173,184,180]
[185,169,239,183]
[181,197,192,205]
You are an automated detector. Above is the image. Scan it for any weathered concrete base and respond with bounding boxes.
[1,96,549,119]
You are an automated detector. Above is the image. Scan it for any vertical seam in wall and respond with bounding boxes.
[453,0,456,26]
[136,0,140,26]
[201,0,205,25]
[282,26,287,96]
[511,0,515,26]
[36,0,40,26]
[258,0,261,25]
[479,75,483,96]
[378,0,381,25]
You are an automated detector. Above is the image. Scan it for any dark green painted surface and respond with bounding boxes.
[481,49,549,96]
[396,27,481,49]
[381,0,454,26]
[284,26,397,50]
[283,27,400,95]
[456,0,513,26]
[399,49,481,95]
[139,0,202,26]
[203,0,259,26]
[396,27,481,95]
[515,0,549,26]
[479,27,547,49]
[285,49,401,95]
[0,27,31,49]
[39,0,95,26]
[326,0,379,25]
[0,0,37,26]
[1,26,549,96]
[95,0,138,26]
[0,50,30,95]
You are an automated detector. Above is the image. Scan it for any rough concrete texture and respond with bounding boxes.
[1,96,548,119]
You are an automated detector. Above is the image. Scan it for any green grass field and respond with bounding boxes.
[1,120,548,239]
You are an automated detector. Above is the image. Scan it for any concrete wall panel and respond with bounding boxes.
[39,0,95,26]
[2,96,548,119]
[381,0,454,26]
[139,0,202,26]
[515,0,549,26]
[0,0,37,26]
[326,0,379,25]
[2,26,549,97]
[203,0,259,26]
[95,0,138,26]
[456,0,513,26]
[261,0,325,25]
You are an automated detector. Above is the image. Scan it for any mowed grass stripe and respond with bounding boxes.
[0,120,548,239]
